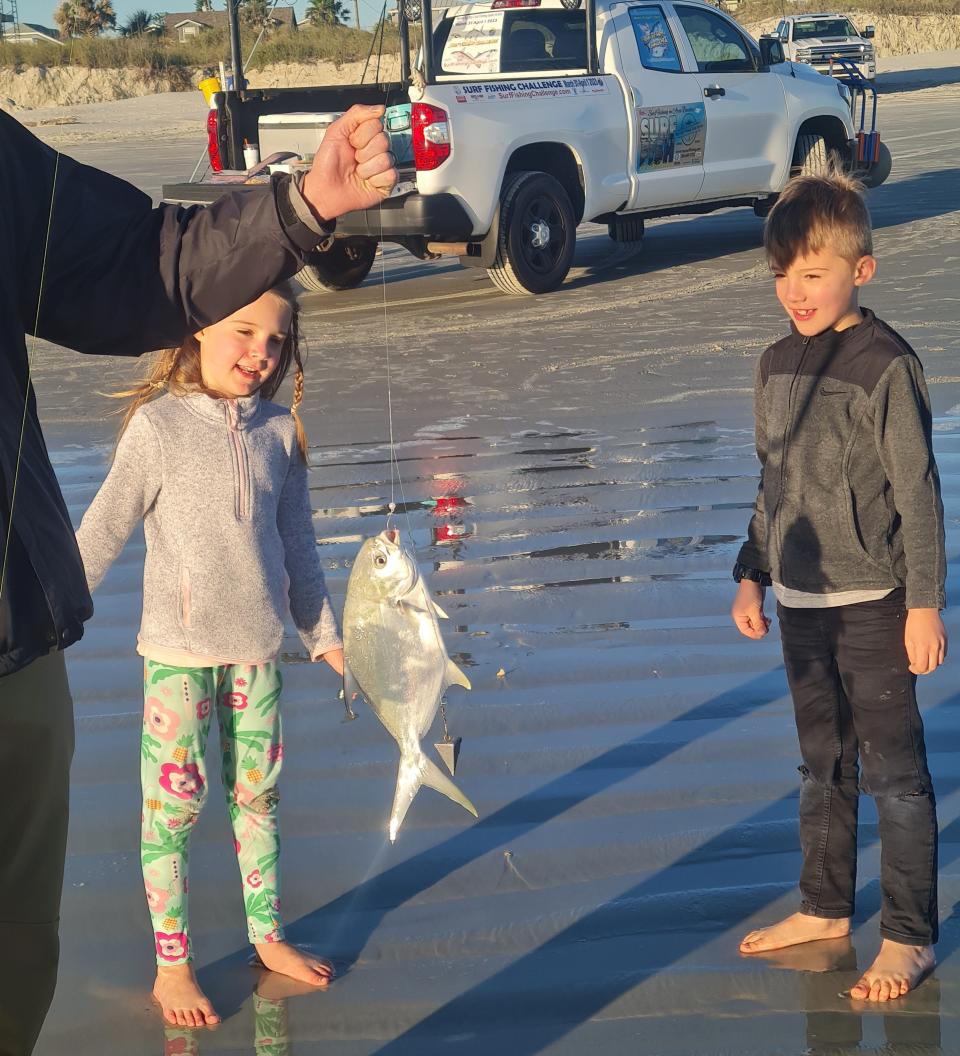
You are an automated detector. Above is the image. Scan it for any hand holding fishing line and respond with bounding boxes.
[302,104,398,223]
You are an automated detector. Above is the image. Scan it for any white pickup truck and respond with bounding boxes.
[164,0,890,295]
[773,13,876,81]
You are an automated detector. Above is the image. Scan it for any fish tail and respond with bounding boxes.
[420,753,478,819]
[388,750,478,842]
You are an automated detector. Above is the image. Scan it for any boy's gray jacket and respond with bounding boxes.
[77,392,341,664]
[737,310,945,609]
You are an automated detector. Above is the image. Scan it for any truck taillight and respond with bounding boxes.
[207,109,223,173]
[412,103,450,171]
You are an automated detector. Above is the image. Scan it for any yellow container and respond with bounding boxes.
[197,76,221,106]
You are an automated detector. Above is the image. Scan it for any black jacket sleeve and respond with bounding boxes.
[6,109,323,358]
[736,356,771,573]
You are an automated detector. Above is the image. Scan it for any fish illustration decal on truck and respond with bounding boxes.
[343,529,477,841]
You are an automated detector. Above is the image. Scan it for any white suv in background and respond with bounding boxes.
[775,13,876,80]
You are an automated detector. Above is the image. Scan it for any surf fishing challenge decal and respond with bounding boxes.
[636,102,706,170]
[453,76,609,102]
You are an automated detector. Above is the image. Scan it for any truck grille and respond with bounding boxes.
[808,45,865,59]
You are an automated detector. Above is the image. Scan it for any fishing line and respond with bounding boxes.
[376,26,415,548]
[0,150,60,605]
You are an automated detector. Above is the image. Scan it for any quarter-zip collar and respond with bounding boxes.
[788,307,876,350]
[181,390,261,429]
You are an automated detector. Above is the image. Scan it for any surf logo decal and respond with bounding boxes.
[636,102,706,171]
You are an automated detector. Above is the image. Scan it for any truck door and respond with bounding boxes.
[670,4,787,199]
[610,2,706,210]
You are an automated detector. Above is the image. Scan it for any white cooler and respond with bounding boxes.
[257,112,343,161]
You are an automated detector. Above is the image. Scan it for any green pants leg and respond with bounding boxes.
[140,661,284,965]
[0,651,74,1056]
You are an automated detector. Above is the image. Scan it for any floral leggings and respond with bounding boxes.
[140,660,285,965]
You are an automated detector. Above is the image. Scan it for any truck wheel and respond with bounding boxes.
[792,133,830,178]
[487,171,576,296]
[860,141,893,188]
[296,238,378,293]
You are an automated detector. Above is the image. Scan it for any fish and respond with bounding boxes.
[342,529,477,842]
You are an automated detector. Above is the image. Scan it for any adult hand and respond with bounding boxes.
[731,579,771,640]
[302,104,397,222]
[905,608,947,675]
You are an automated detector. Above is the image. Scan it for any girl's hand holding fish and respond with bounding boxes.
[320,647,345,677]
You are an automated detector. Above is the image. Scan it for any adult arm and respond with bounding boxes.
[5,104,393,359]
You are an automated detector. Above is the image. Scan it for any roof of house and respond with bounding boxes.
[164,8,296,35]
[4,21,62,40]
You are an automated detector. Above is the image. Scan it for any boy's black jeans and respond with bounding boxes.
[778,589,938,946]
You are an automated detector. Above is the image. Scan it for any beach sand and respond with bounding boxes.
[16,64,960,1055]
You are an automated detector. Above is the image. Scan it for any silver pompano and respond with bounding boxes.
[343,529,477,841]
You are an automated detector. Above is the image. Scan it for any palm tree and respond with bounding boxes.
[239,0,271,26]
[54,0,116,35]
[121,8,163,35]
[305,0,347,26]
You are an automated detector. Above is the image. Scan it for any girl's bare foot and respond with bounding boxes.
[740,912,851,954]
[153,964,221,1027]
[849,939,935,1001]
[253,941,334,988]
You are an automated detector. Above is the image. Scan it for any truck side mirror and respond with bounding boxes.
[864,24,875,38]
[758,34,785,67]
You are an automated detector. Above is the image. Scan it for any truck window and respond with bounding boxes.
[774,19,786,39]
[628,6,683,73]
[675,6,755,73]
[792,18,859,39]
[436,9,587,76]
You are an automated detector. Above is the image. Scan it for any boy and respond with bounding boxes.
[731,172,946,1002]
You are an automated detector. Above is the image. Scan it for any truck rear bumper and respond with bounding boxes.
[337,192,477,241]
[161,184,477,243]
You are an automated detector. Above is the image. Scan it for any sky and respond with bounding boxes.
[14,0,392,32]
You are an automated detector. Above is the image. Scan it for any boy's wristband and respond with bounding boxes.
[732,562,772,587]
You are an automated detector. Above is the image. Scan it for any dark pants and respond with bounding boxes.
[0,651,74,1056]
[778,590,938,946]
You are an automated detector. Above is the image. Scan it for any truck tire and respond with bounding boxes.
[487,171,576,296]
[792,133,830,178]
[860,141,893,188]
[296,238,378,293]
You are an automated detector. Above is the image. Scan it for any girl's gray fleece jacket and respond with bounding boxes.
[77,391,341,666]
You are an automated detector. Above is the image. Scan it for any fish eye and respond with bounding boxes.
[373,553,388,568]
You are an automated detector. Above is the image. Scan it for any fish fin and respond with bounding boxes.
[432,600,450,620]
[388,751,478,842]
[445,659,472,691]
[421,754,478,819]
[342,663,362,721]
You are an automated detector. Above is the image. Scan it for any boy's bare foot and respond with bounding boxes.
[740,912,851,954]
[848,939,935,1001]
[253,941,334,988]
[153,964,221,1027]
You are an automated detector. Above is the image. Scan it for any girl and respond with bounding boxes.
[77,283,343,1029]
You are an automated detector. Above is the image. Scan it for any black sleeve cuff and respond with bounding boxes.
[732,562,772,586]
[274,172,336,253]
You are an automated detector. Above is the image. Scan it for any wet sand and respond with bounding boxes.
[26,86,960,1054]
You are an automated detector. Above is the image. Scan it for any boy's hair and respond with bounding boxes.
[764,170,873,272]
[112,282,308,461]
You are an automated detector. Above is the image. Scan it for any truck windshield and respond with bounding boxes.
[792,18,859,39]
[434,9,587,75]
